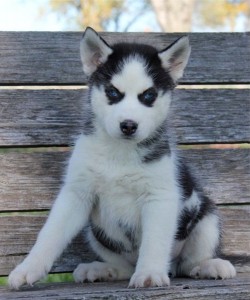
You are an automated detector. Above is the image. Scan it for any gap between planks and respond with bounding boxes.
[0,143,249,153]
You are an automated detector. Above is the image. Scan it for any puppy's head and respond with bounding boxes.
[80,27,191,142]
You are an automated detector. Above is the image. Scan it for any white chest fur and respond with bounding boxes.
[67,134,178,231]
[68,135,143,226]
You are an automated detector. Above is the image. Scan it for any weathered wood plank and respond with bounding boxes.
[0,152,67,211]
[0,215,97,275]
[172,89,250,144]
[0,89,249,146]
[0,206,249,276]
[0,32,249,84]
[0,149,249,212]
[221,206,250,261]
[180,149,250,205]
[1,274,250,300]
[1,148,249,211]
[0,89,84,146]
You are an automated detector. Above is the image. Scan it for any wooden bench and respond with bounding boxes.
[0,31,249,299]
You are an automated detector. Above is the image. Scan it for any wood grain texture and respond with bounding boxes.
[0,32,249,84]
[0,206,249,275]
[179,149,250,205]
[0,151,67,211]
[1,274,250,300]
[0,149,249,212]
[0,89,249,146]
[0,31,249,299]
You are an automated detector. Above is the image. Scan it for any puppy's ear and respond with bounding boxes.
[158,36,191,83]
[80,27,113,76]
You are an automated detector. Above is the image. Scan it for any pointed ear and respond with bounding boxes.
[158,36,191,83]
[80,27,113,76]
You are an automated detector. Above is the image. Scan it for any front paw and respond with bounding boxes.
[73,262,118,283]
[8,259,48,290]
[129,270,170,288]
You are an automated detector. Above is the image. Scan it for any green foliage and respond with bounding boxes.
[41,0,250,32]
[197,0,250,31]
[49,0,125,30]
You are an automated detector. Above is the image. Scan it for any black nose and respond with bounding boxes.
[120,120,138,136]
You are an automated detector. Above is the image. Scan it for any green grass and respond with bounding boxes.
[41,273,74,284]
[0,277,7,286]
[0,273,74,287]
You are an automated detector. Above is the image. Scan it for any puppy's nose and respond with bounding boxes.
[120,120,138,136]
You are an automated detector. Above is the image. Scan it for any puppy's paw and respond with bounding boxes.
[73,261,118,283]
[8,259,48,290]
[129,270,170,288]
[190,258,236,280]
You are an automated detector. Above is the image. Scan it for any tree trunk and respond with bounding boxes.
[150,0,195,32]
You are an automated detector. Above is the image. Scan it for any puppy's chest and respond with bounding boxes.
[88,154,148,224]
[98,168,146,197]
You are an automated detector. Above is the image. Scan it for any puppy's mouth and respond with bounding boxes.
[119,131,138,140]
[119,132,144,143]
[120,134,136,140]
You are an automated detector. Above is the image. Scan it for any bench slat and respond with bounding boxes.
[0,32,249,84]
[0,149,249,212]
[1,275,250,300]
[0,206,249,276]
[0,89,249,146]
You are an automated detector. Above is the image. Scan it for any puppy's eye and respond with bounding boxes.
[106,88,119,98]
[138,88,158,107]
[105,86,124,105]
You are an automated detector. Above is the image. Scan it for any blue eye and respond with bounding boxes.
[139,88,157,107]
[144,91,155,101]
[109,89,119,98]
[105,86,124,105]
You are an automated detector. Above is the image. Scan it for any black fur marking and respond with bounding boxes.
[82,89,96,135]
[138,124,171,163]
[215,217,223,257]
[138,124,165,147]
[90,222,128,254]
[175,194,217,241]
[119,222,138,251]
[142,143,171,163]
[89,43,175,92]
[178,162,195,199]
[138,87,158,107]
[176,160,218,240]
[105,85,125,105]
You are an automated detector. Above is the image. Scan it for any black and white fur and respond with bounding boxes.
[9,27,236,289]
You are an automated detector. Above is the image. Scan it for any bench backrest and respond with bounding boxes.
[0,32,249,276]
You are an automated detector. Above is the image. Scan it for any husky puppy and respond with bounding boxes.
[9,27,236,289]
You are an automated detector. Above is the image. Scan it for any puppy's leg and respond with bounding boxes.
[177,213,236,279]
[74,231,135,283]
[8,185,92,289]
[129,198,178,288]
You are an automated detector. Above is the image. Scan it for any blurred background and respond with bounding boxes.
[0,0,249,32]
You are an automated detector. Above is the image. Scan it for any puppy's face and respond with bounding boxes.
[80,27,191,142]
[90,57,172,142]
